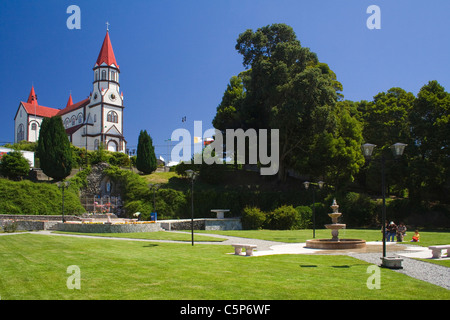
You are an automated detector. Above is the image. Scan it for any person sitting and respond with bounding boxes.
[411,230,420,242]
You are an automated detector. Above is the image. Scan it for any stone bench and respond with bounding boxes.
[428,245,450,259]
[232,244,257,256]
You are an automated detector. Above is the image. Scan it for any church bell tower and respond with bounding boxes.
[89,26,125,152]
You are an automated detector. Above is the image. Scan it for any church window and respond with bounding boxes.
[94,114,97,122]
[94,139,99,150]
[107,111,118,123]
[17,124,24,141]
[71,116,76,126]
[95,71,98,81]
[111,71,116,82]
[78,113,83,124]
[31,123,37,130]
[64,118,70,128]
[101,70,107,80]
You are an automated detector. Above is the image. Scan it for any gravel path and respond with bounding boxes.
[349,252,450,290]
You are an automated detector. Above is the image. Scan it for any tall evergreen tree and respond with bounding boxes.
[136,130,157,174]
[36,116,73,181]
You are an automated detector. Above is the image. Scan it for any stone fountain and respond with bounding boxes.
[305,199,366,250]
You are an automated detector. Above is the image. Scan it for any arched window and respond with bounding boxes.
[17,124,24,141]
[31,123,37,130]
[64,118,70,128]
[95,71,98,81]
[101,70,107,80]
[94,139,99,150]
[71,116,76,126]
[107,111,118,123]
[77,113,83,124]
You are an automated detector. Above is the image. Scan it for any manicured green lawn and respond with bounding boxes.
[0,233,448,300]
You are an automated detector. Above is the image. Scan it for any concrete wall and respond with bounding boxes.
[55,222,162,233]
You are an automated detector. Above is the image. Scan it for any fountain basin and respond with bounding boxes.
[305,238,366,250]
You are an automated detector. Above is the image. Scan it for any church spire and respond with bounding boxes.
[27,85,38,105]
[95,30,119,69]
[66,92,73,107]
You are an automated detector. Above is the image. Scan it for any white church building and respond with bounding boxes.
[14,31,126,152]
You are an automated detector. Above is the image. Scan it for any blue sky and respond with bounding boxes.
[0,0,448,160]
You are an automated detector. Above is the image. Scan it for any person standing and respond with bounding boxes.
[396,222,407,242]
[386,221,397,242]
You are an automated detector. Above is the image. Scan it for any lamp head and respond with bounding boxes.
[303,181,310,190]
[391,143,407,158]
[361,143,376,159]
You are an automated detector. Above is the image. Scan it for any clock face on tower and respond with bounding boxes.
[110,93,116,101]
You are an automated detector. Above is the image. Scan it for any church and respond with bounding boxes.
[13,30,126,152]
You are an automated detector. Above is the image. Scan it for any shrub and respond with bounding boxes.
[266,205,300,230]
[295,206,313,229]
[241,206,266,230]
[0,150,30,180]
[338,192,378,227]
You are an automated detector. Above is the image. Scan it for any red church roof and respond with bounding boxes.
[20,101,60,118]
[95,31,119,69]
[57,98,90,116]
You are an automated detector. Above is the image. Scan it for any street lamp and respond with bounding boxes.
[361,142,407,268]
[148,183,160,221]
[57,180,70,223]
[185,169,198,246]
[303,180,325,238]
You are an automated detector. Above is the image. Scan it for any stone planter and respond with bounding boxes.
[381,257,403,269]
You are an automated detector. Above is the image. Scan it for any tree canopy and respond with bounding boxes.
[136,130,157,174]
[36,116,73,181]
[213,23,363,185]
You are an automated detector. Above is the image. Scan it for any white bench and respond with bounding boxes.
[428,245,450,258]
[232,244,257,256]
[211,209,230,219]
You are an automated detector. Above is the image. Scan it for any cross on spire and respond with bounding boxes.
[106,21,110,31]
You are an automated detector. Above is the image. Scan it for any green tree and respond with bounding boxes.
[0,150,30,180]
[408,80,450,202]
[218,23,363,184]
[36,116,73,181]
[136,130,157,174]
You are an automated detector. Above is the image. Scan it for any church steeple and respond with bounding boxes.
[27,86,38,106]
[94,31,119,69]
[66,93,73,107]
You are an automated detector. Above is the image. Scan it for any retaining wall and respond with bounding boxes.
[54,222,162,233]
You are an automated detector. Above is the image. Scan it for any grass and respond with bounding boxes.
[0,233,448,300]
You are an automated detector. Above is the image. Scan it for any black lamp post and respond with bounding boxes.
[148,183,160,221]
[361,142,406,267]
[303,180,324,238]
[185,169,198,246]
[58,180,70,223]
